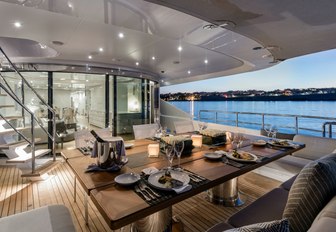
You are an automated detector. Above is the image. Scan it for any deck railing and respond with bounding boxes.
[198,110,336,138]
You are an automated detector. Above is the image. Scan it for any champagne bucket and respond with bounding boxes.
[95,141,120,168]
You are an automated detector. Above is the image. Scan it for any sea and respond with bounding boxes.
[167,101,336,137]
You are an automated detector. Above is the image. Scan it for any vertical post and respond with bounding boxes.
[31,114,35,173]
[21,78,25,126]
[295,116,299,134]
[329,124,332,138]
[47,72,54,158]
[105,74,109,129]
[112,75,117,136]
[262,114,265,129]
[235,112,239,127]
[215,111,218,124]
[141,79,145,123]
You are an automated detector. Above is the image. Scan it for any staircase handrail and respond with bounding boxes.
[0,46,56,172]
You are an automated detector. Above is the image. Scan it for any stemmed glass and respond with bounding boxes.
[269,125,278,139]
[231,133,243,151]
[264,125,272,137]
[198,121,208,131]
[174,140,185,171]
[165,142,175,172]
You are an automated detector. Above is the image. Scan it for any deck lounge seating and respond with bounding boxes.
[0,204,76,232]
[207,153,336,232]
[265,134,336,177]
[174,120,195,134]
[133,123,159,139]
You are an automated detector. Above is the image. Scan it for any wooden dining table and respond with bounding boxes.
[62,134,304,231]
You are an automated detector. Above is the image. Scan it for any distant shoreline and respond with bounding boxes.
[164,93,336,101]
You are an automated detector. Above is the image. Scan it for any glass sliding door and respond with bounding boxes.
[53,72,106,129]
[116,76,152,138]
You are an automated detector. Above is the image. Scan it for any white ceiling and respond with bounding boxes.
[0,0,335,86]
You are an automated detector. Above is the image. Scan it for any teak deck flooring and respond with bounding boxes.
[0,160,281,232]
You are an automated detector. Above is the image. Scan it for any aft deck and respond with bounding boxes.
[0,157,280,232]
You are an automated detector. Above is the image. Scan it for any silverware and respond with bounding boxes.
[139,182,160,198]
[134,185,151,201]
[182,169,206,181]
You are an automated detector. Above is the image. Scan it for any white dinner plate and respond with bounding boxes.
[124,143,134,149]
[226,151,258,163]
[204,152,223,160]
[114,173,140,186]
[252,140,267,146]
[267,139,295,148]
[148,170,190,191]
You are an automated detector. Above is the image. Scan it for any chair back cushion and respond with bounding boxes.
[283,154,336,232]
[224,219,289,232]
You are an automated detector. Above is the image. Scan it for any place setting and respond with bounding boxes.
[114,141,210,204]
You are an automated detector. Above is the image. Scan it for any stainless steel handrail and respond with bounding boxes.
[198,109,336,137]
[322,122,336,138]
[0,47,56,172]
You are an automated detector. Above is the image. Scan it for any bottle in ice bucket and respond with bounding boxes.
[90,130,121,169]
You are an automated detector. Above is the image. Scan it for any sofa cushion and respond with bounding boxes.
[283,154,336,232]
[0,205,76,232]
[225,219,289,232]
[308,195,336,232]
[206,222,234,232]
[292,135,336,160]
[228,188,289,227]
[279,174,298,191]
[265,155,310,176]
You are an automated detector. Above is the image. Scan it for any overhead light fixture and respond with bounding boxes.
[14,21,22,28]
[204,59,208,64]
[188,70,191,74]
[136,62,139,66]
[99,47,103,52]
[178,46,182,52]
[88,55,92,59]
[152,56,156,60]
[86,79,88,82]
[88,67,91,70]
[118,32,124,38]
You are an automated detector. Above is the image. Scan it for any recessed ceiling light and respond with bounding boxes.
[152,56,156,60]
[88,67,91,70]
[68,2,73,8]
[51,41,64,46]
[161,80,164,83]
[99,47,103,52]
[86,79,88,82]
[136,62,139,66]
[204,59,208,64]
[14,21,22,28]
[178,46,182,52]
[188,70,191,74]
[111,70,114,73]
[118,32,124,38]
[88,55,92,59]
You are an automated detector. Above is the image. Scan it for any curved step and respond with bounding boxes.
[6,148,51,163]
[21,160,61,177]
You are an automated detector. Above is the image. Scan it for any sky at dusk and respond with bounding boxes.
[161,49,336,94]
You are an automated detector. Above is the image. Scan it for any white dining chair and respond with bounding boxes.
[133,124,159,139]
[174,120,195,134]
[74,129,94,148]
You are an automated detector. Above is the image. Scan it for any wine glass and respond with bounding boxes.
[174,140,185,170]
[264,125,272,137]
[165,142,175,172]
[231,133,243,151]
[270,125,278,139]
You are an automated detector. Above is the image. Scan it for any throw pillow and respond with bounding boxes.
[283,154,336,232]
[224,218,289,232]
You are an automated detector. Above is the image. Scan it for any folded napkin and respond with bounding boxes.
[173,184,192,194]
[85,163,124,172]
[142,167,159,175]
[161,135,191,145]
[199,129,226,137]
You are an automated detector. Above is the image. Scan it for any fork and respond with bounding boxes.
[139,182,161,198]
[138,183,157,200]
[134,185,152,201]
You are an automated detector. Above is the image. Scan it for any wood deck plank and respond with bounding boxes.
[0,161,280,232]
